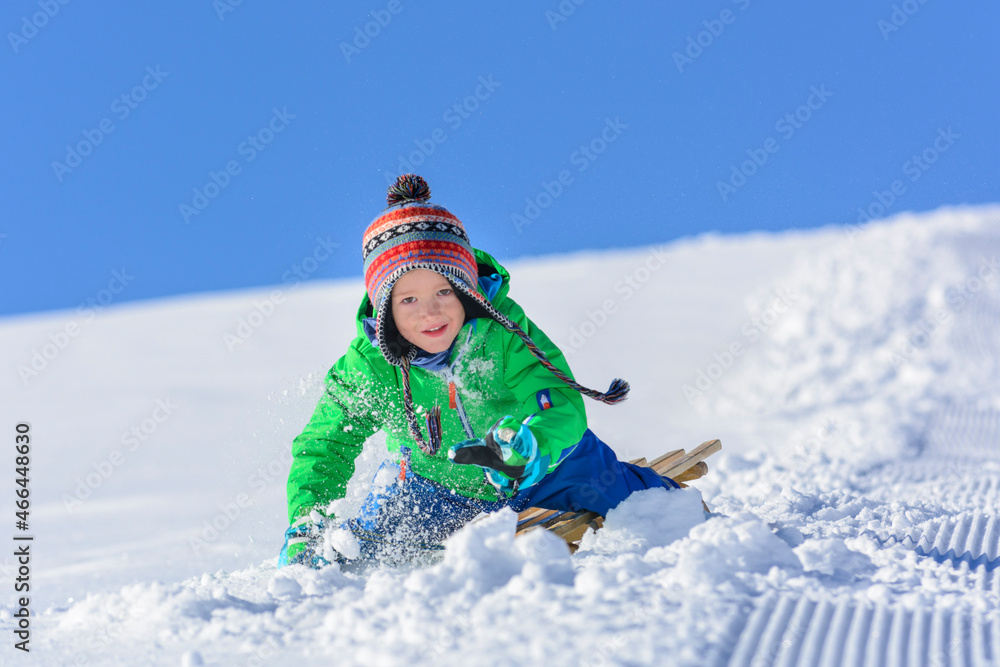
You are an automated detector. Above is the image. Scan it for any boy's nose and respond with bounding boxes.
[422,299,441,316]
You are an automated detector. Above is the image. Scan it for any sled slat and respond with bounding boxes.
[648,449,685,469]
[657,440,721,479]
[517,506,546,521]
[535,509,575,530]
[628,456,648,466]
[516,509,568,535]
[539,510,587,533]
[518,513,560,532]
[556,515,604,544]
[551,512,601,538]
[517,507,556,527]
[673,461,709,483]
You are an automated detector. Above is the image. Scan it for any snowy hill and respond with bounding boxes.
[2,206,999,665]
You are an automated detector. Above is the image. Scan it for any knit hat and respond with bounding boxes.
[362,174,488,365]
[362,174,629,456]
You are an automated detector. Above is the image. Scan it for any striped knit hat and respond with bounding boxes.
[363,174,629,455]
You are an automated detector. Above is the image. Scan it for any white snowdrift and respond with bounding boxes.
[705,207,1000,464]
[2,205,999,665]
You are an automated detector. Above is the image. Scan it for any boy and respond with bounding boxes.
[280,175,678,567]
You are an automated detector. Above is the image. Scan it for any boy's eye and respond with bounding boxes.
[397,289,450,304]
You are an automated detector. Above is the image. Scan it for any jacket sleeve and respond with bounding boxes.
[499,299,588,473]
[286,340,384,524]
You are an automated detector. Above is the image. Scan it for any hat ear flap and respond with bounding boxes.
[380,306,412,360]
[374,284,416,365]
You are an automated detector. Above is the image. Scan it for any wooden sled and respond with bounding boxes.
[514,439,722,552]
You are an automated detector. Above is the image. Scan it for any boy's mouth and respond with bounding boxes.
[422,324,448,337]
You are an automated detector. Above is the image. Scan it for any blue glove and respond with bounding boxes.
[448,416,545,496]
[278,516,342,569]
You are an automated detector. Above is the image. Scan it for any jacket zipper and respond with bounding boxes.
[442,329,477,440]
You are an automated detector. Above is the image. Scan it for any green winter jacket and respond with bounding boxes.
[286,249,588,523]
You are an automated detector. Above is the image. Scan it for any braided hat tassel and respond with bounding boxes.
[399,357,440,455]
[504,322,630,404]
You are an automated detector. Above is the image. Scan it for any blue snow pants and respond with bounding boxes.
[341,429,679,561]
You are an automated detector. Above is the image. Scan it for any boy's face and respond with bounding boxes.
[390,269,466,354]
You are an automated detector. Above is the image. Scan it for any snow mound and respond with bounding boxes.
[706,208,1000,463]
[669,514,803,593]
[577,486,706,554]
[794,538,875,580]
[408,508,575,595]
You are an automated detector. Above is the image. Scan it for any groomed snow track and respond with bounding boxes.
[727,594,1000,667]
[725,397,1000,667]
[899,513,1000,573]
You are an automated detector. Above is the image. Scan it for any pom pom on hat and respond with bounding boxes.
[386,174,431,207]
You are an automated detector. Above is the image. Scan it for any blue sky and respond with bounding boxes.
[2,1,998,318]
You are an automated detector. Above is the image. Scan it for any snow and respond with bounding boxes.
[576,487,706,555]
[2,205,1000,665]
